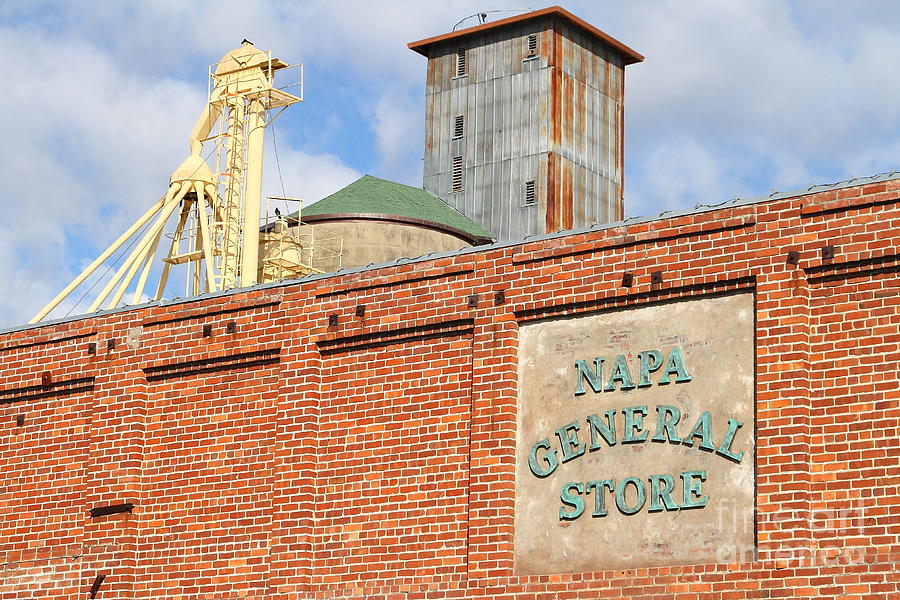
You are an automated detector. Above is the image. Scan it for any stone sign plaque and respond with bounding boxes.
[515,293,755,574]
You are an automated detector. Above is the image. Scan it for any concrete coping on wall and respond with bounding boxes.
[4,169,898,336]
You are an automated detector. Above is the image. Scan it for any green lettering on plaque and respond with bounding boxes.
[586,410,617,449]
[637,350,664,387]
[604,354,636,391]
[559,482,585,520]
[682,410,716,452]
[621,406,648,443]
[574,358,604,395]
[616,476,646,515]
[651,405,682,444]
[716,417,745,463]
[586,479,615,517]
[528,438,558,478]
[680,470,708,509]
[648,474,679,512]
[555,421,585,463]
[658,346,692,385]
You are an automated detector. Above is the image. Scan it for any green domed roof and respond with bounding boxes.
[299,175,492,243]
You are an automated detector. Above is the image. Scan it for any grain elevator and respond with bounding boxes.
[409,6,643,240]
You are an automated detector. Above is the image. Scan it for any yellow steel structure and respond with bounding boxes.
[31,42,302,323]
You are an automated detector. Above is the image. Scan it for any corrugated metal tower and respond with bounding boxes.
[409,6,643,241]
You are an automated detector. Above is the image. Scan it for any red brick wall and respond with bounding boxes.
[1,179,898,598]
[137,363,280,597]
[316,333,471,588]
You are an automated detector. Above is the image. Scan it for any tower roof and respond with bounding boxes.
[407,5,643,65]
[300,175,494,244]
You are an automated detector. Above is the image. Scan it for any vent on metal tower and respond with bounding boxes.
[453,115,464,139]
[451,156,463,192]
[524,180,536,205]
[456,48,467,76]
[525,180,534,204]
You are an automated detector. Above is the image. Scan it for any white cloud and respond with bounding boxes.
[624,136,752,217]
[370,91,424,186]
[612,0,900,208]
[0,25,200,326]
[0,8,368,327]
[2,1,899,327]
[263,145,361,212]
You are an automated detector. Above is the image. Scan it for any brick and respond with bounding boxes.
[0,180,898,598]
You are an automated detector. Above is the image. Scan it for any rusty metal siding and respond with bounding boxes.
[546,17,625,231]
[422,15,626,241]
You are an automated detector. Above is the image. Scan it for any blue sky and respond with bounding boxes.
[1,0,898,326]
